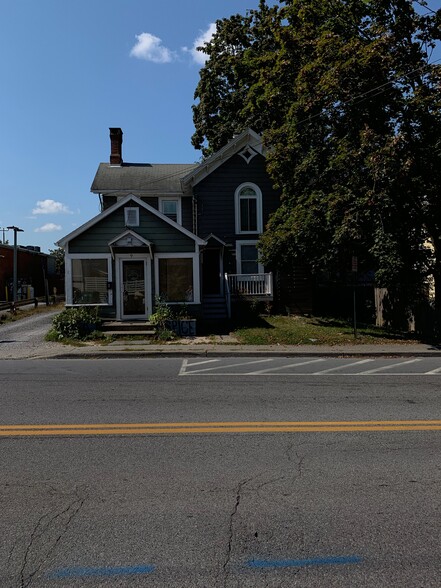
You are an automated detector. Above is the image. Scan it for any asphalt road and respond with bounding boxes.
[1,359,440,587]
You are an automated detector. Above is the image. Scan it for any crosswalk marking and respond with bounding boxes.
[248,358,325,375]
[182,358,272,375]
[358,358,423,375]
[178,358,441,376]
[313,359,373,374]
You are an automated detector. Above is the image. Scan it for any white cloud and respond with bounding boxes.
[183,23,216,65]
[32,199,72,215]
[35,223,62,233]
[130,32,176,63]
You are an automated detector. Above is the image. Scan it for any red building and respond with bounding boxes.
[0,244,61,302]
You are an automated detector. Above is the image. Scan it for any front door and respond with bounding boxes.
[117,256,150,320]
[202,249,222,295]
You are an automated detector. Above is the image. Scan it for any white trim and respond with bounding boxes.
[235,240,264,274]
[158,196,182,225]
[115,254,152,320]
[57,193,206,247]
[154,252,200,304]
[64,253,113,306]
[182,128,265,187]
[235,182,263,235]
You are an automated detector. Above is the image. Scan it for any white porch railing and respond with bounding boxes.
[226,273,273,297]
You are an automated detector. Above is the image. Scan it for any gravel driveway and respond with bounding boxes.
[0,310,62,359]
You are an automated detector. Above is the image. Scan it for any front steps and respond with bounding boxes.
[202,295,228,320]
[100,321,156,338]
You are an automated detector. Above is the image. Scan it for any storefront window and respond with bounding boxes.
[72,259,109,304]
[158,258,193,302]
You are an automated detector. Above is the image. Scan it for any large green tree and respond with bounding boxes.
[192,0,441,326]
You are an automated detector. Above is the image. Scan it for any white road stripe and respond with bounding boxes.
[185,359,220,367]
[313,359,374,374]
[424,365,441,374]
[358,358,423,375]
[248,358,326,375]
[181,358,273,375]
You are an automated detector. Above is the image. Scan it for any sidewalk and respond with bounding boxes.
[51,339,441,359]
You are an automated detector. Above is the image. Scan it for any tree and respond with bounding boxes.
[191,0,284,156]
[48,246,65,276]
[193,0,441,328]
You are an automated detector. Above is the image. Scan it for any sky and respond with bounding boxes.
[0,0,265,253]
[0,1,440,254]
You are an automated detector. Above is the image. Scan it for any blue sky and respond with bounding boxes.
[0,1,440,253]
[0,0,265,252]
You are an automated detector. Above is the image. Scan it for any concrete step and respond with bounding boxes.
[101,321,157,338]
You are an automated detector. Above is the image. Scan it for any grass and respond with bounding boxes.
[231,314,418,346]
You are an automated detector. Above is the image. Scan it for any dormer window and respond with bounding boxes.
[124,207,139,227]
[159,197,181,224]
[235,183,262,234]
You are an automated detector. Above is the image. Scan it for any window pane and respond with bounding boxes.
[239,187,256,196]
[240,198,257,232]
[72,259,108,304]
[159,258,193,302]
[162,200,178,222]
[240,244,259,274]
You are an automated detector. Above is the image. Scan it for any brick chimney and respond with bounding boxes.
[109,128,123,165]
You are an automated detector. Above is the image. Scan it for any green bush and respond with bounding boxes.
[51,306,102,340]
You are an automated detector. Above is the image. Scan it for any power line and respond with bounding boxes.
[294,57,441,128]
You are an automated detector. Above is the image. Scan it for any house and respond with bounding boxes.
[58,128,311,322]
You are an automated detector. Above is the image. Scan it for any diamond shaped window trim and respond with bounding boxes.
[239,145,257,164]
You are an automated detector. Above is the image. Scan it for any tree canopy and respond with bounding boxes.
[192,0,441,320]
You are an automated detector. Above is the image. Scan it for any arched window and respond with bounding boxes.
[235,183,263,234]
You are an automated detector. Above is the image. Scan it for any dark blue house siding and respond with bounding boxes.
[195,153,280,244]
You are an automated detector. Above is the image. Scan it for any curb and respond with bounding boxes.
[49,348,441,360]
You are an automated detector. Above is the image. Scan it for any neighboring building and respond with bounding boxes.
[58,128,311,322]
[0,244,59,302]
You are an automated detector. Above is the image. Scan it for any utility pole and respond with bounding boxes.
[6,226,23,303]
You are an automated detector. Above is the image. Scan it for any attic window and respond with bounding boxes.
[239,145,257,164]
[124,207,139,227]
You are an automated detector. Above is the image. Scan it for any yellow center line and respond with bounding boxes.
[0,420,441,436]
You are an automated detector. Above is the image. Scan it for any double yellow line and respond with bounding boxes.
[1,420,441,437]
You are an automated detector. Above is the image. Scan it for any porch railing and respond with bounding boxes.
[224,274,231,318]
[226,273,273,297]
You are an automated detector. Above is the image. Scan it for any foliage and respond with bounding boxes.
[48,246,65,275]
[149,296,174,329]
[50,306,102,340]
[193,0,441,328]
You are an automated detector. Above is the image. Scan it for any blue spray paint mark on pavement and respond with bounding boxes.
[247,555,363,569]
[49,564,156,579]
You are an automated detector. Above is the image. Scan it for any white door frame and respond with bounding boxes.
[115,254,152,320]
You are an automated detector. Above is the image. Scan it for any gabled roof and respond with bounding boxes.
[182,128,265,188]
[91,163,198,195]
[57,194,206,248]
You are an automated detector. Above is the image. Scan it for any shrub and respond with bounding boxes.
[51,306,102,340]
[149,296,174,329]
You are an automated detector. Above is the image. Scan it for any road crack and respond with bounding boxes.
[222,477,253,587]
[18,486,87,588]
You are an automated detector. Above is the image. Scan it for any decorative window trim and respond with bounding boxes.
[235,240,264,275]
[234,182,263,235]
[158,196,182,225]
[238,145,258,164]
[124,206,139,227]
[154,252,200,304]
[65,253,113,306]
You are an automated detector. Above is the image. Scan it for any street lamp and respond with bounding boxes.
[6,226,24,303]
